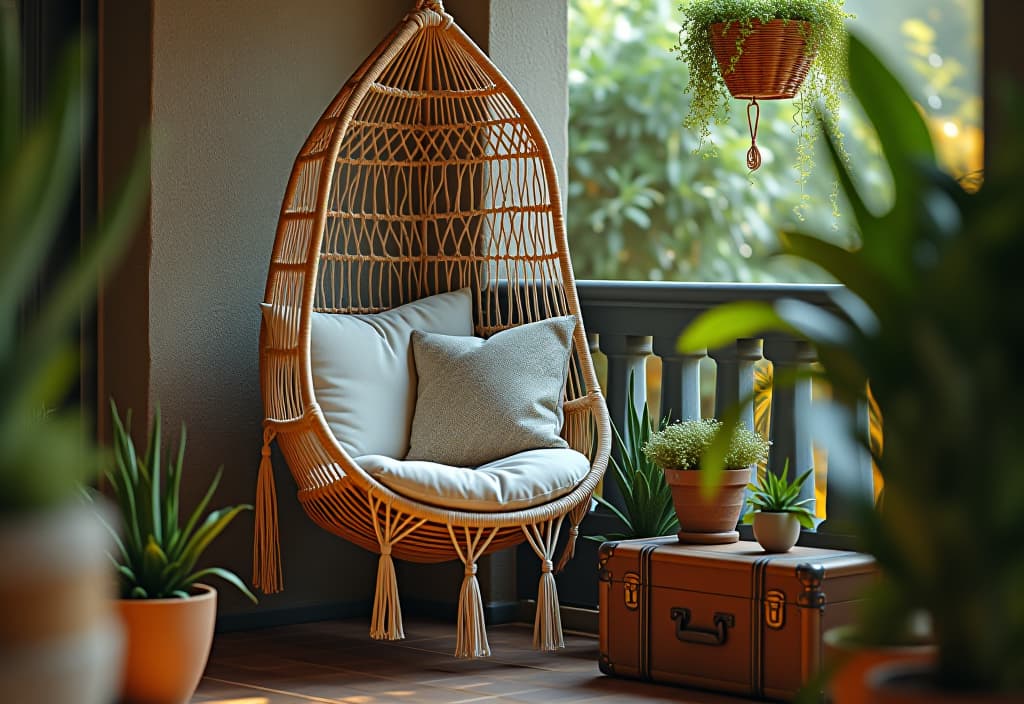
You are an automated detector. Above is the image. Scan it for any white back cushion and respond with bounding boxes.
[308,288,473,458]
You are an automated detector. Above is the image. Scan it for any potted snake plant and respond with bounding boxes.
[101,402,256,704]
[643,419,768,544]
[0,3,147,702]
[742,460,814,552]
[587,373,678,542]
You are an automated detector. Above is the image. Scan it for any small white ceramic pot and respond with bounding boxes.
[752,511,801,552]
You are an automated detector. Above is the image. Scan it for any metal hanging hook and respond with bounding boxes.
[746,97,762,171]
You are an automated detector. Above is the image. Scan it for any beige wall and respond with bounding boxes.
[489,0,570,192]
[103,0,569,620]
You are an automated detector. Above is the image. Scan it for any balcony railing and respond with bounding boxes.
[576,280,876,537]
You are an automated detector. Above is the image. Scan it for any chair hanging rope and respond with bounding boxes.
[746,97,762,171]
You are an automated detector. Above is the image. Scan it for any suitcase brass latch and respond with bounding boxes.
[764,589,786,629]
[623,572,640,610]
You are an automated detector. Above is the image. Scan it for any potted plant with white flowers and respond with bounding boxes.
[643,419,768,544]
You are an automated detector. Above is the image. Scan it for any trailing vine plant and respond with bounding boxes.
[675,0,854,216]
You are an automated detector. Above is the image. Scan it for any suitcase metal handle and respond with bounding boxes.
[670,607,735,646]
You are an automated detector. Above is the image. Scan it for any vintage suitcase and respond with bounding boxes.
[598,537,876,701]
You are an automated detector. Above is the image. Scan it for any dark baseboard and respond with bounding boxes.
[216,597,522,633]
[402,597,522,625]
[518,600,599,635]
[485,599,521,624]
[215,599,371,633]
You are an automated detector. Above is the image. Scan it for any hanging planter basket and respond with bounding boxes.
[707,19,817,170]
[710,19,816,100]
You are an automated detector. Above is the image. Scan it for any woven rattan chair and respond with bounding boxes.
[254,0,609,658]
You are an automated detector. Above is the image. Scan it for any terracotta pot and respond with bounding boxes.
[752,511,800,552]
[709,19,817,100]
[0,504,123,704]
[823,626,935,704]
[117,584,217,704]
[663,467,750,544]
[867,662,1021,703]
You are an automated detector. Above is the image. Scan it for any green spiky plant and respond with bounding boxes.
[678,32,1024,694]
[742,460,814,528]
[676,0,853,213]
[0,0,147,516]
[587,372,678,542]
[102,401,256,602]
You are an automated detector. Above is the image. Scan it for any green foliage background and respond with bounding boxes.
[566,0,980,283]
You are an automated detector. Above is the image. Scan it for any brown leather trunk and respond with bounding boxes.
[598,537,876,701]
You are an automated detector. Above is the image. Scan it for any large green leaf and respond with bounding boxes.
[677,301,795,353]
[843,34,935,279]
[779,232,891,313]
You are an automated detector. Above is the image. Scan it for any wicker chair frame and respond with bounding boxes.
[254,0,609,658]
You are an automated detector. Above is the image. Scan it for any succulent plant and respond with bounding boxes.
[742,460,815,528]
[101,402,256,602]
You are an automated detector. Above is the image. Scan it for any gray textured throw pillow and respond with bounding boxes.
[406,316,576,467]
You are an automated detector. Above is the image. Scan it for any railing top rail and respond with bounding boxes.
[576,279,842,308]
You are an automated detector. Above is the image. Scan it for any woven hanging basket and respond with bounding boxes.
[710,19,816,100]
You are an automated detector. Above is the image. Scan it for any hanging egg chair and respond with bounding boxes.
[254,0,610,658]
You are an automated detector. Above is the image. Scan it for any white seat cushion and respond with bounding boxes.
[355,448,590,512]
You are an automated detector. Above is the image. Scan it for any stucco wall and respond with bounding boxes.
[489,0,569,192]
[149,0,411,617]
[126,0,568,620]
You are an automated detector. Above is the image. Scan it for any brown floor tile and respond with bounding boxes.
[192,618,751,704]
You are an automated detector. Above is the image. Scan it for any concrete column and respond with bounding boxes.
[763,338,818,519]
[653,336,704,423]
[598,334,652,508]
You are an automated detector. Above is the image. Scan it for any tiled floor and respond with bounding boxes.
[192,618,749,704]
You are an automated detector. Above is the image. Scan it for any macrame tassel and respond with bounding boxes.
[253,427,283,594]
[370,547,404,640]
[455,562,490,658]
[534,559,565,651]
[554,525,580,574]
